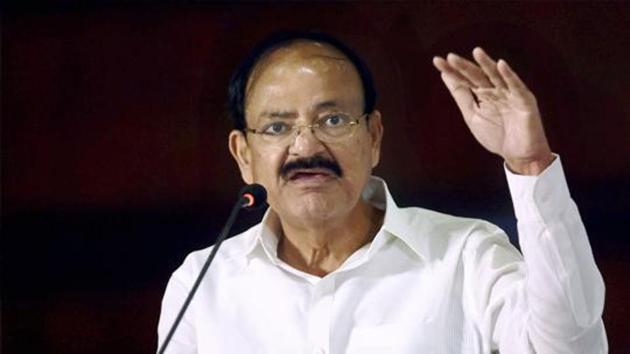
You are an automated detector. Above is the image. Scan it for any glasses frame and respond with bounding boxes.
[243,113,368,145]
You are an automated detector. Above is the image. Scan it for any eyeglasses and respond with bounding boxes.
[244,112,367,145]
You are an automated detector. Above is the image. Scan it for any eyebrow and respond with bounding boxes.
[259,111,296,120]
[314,100,341,110]
[258,100,343,120]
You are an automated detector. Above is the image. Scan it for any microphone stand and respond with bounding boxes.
[157,187,264,354]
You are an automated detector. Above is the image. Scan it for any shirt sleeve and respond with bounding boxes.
[494,155,607,353]
[157,255,198,354]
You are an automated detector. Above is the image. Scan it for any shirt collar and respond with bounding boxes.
[242,176,431,265]
[362,176,428,260]
[242,211,281,266]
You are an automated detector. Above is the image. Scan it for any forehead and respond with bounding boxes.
[247,41,354,86]
[244,41,363,119]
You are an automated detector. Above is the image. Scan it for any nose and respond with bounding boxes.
[288,126,327,157]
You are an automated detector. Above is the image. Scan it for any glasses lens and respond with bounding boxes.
[259,131,293,144]
[316,124,354,142]
[254,116,361,145]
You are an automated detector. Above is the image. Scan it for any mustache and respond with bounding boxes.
[279,155,343,178]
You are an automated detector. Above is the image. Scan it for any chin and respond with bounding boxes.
[289,193,348,223]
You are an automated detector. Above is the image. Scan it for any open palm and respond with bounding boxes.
[433,48,553,174]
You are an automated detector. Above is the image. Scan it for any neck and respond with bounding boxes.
[276,199,383,277]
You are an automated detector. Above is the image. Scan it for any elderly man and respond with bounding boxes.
[158,31,606,353]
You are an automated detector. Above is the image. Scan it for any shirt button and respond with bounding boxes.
[313,348,325,354]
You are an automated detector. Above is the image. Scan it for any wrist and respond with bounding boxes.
[506,153,555,176]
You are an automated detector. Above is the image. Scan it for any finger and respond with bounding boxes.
[446,52,492,88]
[497,59,529,93]
[472,47,507,89]
[439,72,475,120]
[432,56,474,87]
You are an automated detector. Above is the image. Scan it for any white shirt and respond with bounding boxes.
[158,157,607,354]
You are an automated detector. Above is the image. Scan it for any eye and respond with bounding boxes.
[261,121,290,135]
[322,113,349,127]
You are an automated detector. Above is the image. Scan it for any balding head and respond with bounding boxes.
[228,31,377,130]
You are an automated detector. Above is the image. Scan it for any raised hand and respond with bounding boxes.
[433,47,554,175]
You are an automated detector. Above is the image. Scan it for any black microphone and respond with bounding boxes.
[157,183,267,354]
[239,183,267,209]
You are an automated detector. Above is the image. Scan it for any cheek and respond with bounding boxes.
[344,138,374,172]
[336,145,373,190]
[249,148,285,183]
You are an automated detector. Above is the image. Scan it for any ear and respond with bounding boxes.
[367,110,384,168]
[228,130,254,184]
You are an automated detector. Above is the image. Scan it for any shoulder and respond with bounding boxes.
[170,224,260,285]
[399,206,504,237]
[390,206,512,260]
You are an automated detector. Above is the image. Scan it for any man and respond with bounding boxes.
[158,31,607,353]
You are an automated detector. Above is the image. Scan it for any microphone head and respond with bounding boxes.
[240,183,267,209]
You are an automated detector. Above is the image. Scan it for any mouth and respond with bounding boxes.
[286,168,337,182]
[279,155,343,185]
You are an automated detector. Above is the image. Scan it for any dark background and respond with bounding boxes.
[2,2,629,353]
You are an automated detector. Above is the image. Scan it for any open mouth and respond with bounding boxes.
[287,168,336,181]
[279,155,343,182]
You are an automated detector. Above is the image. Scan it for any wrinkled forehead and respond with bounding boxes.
[245,40,359,99]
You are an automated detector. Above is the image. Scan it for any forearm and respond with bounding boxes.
[505,155,606,351]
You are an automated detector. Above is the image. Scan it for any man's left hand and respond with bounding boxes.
[433,47,554,175]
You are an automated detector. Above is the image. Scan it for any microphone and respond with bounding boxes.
[158,183,267,354]
[239,183,267,209]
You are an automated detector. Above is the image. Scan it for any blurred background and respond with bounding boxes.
[2,2,629,353]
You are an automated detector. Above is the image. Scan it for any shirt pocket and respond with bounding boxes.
[346,322,438,354]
